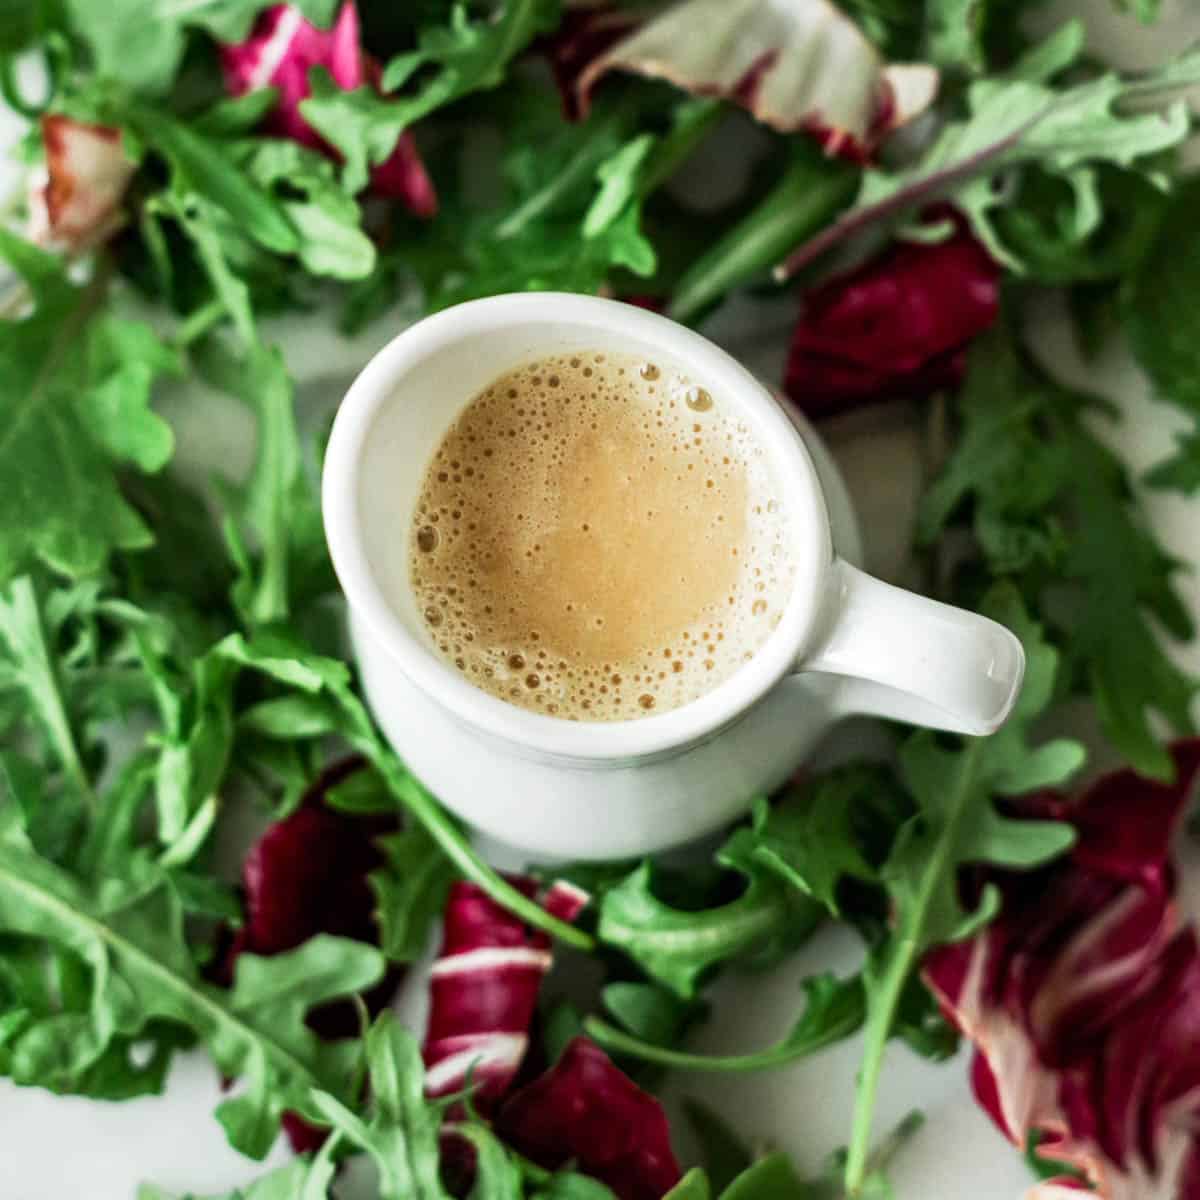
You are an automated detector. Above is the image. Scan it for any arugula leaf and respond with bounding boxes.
[779,27,1200,276]
[663,1154,822,1200]
[597,831,822,998]
[924,0,1048,73]
[301,0,559,193]
[0,578,95,805]
[242,140,376,281]
[430,104,669,307]
[0,817,382,1157]
[586,973,864,1072]
[919,327,1196,777]
[994,164,1168,285]
[370,823,456,963]
[116,103,299,255]
[152,193,258,345]
[139,1156,333,1200]
[141,636,237,851]
[748,768,899,915]
[308,1012,449,1200]
[601,981,701,1049]
[1125,177,1200,491]
[193,89,282,138]
[529,1171,621,1200]
[0,232,178,579]
[65,0,338,95]
[663,1169,713,1200]
[841,585,1081,1194]
[838,0,922,58]
[197,340,310,627]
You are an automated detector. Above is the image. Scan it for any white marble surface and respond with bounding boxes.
[3,1,1200,1196]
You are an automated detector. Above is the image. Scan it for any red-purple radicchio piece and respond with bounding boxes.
[924,740,1200,1200]
[784,215,1000,418]
[422,879,681,1200]
[220,1,436,215]
[215,756,398,1151]
[422,877,589,1106]
[559,0,937,162]
[496,1036,683,1200]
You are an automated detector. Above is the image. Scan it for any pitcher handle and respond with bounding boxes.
[796,559,1025,736]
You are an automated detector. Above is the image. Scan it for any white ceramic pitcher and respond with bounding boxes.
[323,294,1023,859]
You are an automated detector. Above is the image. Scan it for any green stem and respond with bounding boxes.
[495,97,720,243]
[842,741,984,1195]
[494,114,625,240]
[583,1000,862,1072]
[1,578,95,809]
[174,298,228,347]
[374,755,596,952]
[636,99,723,199]
[843,951,910,1193]
[668,150,858,326]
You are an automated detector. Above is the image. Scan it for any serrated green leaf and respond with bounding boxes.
[309,1013,449,1200]
[193,89,282,138]
[0,578,92,803]
[156,194,256,345]
[197,341,308,626]
[301,0,559,193]
[782,36,1200,277]
[749,773,882,915]
[597,835,821,999]
[1125,177,1200,494]
[583,134,655,237]
[139,1156,330,1200]
[370,824,456,963]
[0,835,380,1156]
[117,104,298,254]
[242,139,375,281]
[663,1170,712,1200]
[918,328,1195,778]
[531,1173,620,1200]
[0,231,181,578]
[65,0,338,94]
[721,1154,811,1200]
[601,981,698,1047]
[586,972,864,1073]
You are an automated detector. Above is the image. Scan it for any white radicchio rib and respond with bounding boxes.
[422,877,590,1104]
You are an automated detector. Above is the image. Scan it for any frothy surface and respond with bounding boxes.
[409,351,794,721]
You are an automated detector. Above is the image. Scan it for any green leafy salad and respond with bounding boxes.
[1,1,1199,1197]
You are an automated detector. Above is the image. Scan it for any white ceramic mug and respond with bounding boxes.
[323,294,1024,859]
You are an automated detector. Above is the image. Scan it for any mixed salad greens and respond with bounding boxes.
[1,0,1200,1197]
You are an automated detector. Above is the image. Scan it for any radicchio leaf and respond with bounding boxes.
[422,877,589,1106]
[574,0,938,160]
[924,740,1200,1200]
[215,756,399,1152]
[28,115,136,252]
[496,1036,683,1200]
[540,7,640,121]
[784,211,1000,417]
[219,2,436,215]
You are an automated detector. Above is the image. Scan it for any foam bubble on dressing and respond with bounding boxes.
[408,350,795,721]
